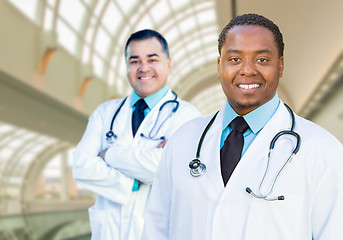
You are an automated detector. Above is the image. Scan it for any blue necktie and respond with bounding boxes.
[131,99,148,191]
[220,116,249,186]
[132,99,148,137]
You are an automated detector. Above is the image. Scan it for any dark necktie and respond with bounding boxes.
[220,116,249,186]
[132,99,148,137]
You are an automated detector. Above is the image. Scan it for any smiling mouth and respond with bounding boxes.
[138,76,154,80]
[238,84,260,90]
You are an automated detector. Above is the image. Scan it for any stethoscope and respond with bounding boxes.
[106,92,179,145]
[189,103,301,201]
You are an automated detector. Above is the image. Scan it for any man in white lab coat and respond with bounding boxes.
[73,29,200,240]
[142,14,343,240]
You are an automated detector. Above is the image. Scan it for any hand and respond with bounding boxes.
[98,148,108,159]
[157,139,168,148]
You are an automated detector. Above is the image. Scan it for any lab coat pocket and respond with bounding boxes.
[246,193,305,240]
[129,215,145,240]
[138,137,163,148]
[89,207,119,239]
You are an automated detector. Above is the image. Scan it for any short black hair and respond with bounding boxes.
[124,29,170,58]
[218,13,284,57]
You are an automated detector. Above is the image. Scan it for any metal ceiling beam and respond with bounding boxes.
[300,52,343,119]
[0,70,88,145]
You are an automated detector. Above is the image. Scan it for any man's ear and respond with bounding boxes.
[279,56,284,78]
[217,56,221,79]
[168,58,172,74]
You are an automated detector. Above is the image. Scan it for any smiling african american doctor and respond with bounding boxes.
[142,14,343,240]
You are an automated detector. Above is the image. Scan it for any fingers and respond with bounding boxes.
[98,148,108,159]
[158,139,168,148]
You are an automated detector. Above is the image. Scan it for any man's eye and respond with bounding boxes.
[130,60,138,64]
[257,58,268,63]
[149,59,157,63]
[229,57,240,62]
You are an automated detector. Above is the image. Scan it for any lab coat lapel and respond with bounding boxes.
[108,94,135,144]
[200,107,226,194]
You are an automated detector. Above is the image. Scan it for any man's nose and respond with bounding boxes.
[240,59,257,76]
[139,61,150,72]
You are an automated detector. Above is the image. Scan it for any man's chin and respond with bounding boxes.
[233,100,261,115]
[135,89,156,98]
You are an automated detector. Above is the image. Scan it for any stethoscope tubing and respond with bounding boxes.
[195,111,219,159]
[106,92,178,142]
[109,96,128,132]
[189,103,301,201]
[144,95,179,140]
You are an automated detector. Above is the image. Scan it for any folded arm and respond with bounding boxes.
[104,140,166,184]
[72,104,134,204]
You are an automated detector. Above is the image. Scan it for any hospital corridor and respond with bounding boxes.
[0,0,343,239]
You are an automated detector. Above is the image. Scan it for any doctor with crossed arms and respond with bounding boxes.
[73,29,200,240]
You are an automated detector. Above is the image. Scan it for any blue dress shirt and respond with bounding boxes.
[220,93,280,157]
[131,84,170,117]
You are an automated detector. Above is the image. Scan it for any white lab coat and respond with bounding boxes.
[143,102,343,240]
[73,90,200,240]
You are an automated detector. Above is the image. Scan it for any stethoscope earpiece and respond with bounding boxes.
[246,187,285,201]
[140,133,166,141]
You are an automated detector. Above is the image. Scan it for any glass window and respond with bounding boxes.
[170,0,188,11]
[102,2,122,34]
[95,27,111,58]
[197,9,216,24]
[93,54,104,77]
[93,0,106,17]
[85,22,95,44]
[118,1,136,15]
[82,44,91,63]
[59,0,85,32]
[164,26,180,46]
[47,0,56,7]
[56,20,78,55]
[150,1,170,24]
[43,7,54,31]
[107,70,115,86]
[134,14,154,32]
[8,0,39,23]
[179,17,196,35]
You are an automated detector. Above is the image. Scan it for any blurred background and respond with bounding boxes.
[0,0,342,239]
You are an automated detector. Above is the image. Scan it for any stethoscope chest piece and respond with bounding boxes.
[189,158,206,177]
[106,130,117,145]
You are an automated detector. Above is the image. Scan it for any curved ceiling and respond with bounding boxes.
[7,0,343,115]
[9,0,219,104]
[1,0,343,215]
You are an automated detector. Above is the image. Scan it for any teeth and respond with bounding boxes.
[239,84,259,89]
[139,76,153,80]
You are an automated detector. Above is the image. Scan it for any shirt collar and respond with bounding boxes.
[222,93,280,134]
[130,84,170,109]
